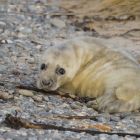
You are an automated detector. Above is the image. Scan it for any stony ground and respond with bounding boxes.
[0,1,140,140]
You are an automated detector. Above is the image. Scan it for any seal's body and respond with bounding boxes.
[37,37,140,113]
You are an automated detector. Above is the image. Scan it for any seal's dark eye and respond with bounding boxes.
[56,67,65,75]
[40,63,47,70]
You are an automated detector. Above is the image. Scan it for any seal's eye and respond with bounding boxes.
[56,67,65,75]
[40,63,47,70]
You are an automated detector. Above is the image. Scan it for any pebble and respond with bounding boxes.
[0,65,8,73]
[18,89,34,97]
[0,91,13,100]
[1,40,7,44]
[50,18,66,28]
[111,134,119,140]
[27,57,35,64]
[43,96,49,101]
[32,95,43,102]
[0,21,6,28]
[6,39,13,44]
[70,102,82,109]
[124,136,137,140]
[17,26,32,34]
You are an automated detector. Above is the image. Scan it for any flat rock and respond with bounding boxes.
[50,18,66,28]
[18,89,34,97]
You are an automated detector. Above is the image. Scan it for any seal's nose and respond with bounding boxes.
[42,79,53,87]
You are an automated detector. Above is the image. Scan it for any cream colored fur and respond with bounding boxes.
[37,37,140,113]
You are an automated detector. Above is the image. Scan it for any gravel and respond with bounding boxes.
[0,0,140,140]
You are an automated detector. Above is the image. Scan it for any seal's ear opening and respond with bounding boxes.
[40,63,47,70]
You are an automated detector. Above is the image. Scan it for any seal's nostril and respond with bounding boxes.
[42,79,52,87]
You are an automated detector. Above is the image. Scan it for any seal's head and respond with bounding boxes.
[37,43,80,91]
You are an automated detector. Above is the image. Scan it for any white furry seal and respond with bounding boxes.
[37,37,140,113]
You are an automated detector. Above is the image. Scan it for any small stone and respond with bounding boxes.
[17,130,28,136]
[32,95,43,102]
[0,91,13,100]
[98,134,109,140]
[17,32,27,38]
[6,39,13,44]
[43,95,49,101]
[0,21,6,28]
[110,116,120,122]
[27,57,35,64]
[111,134,119,140]
[124,135,136,140]
[30,36,47,45]
[18,89,34,97]
[36,45,42,50]
[0,65,8,73]
[1,40,6,44]
[1,39,13,44]
[70,102,81,109]
[18,26,32,34]
[96,116,108,123]
[50,18,66,28]
[8,90,15,94]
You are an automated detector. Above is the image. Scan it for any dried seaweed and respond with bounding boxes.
[4,114,140,138]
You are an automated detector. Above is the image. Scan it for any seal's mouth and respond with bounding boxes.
[37,80,58,91]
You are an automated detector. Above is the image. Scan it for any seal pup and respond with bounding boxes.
[37,37,140,113]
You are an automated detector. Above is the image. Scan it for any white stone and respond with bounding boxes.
[50,18,66,28]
